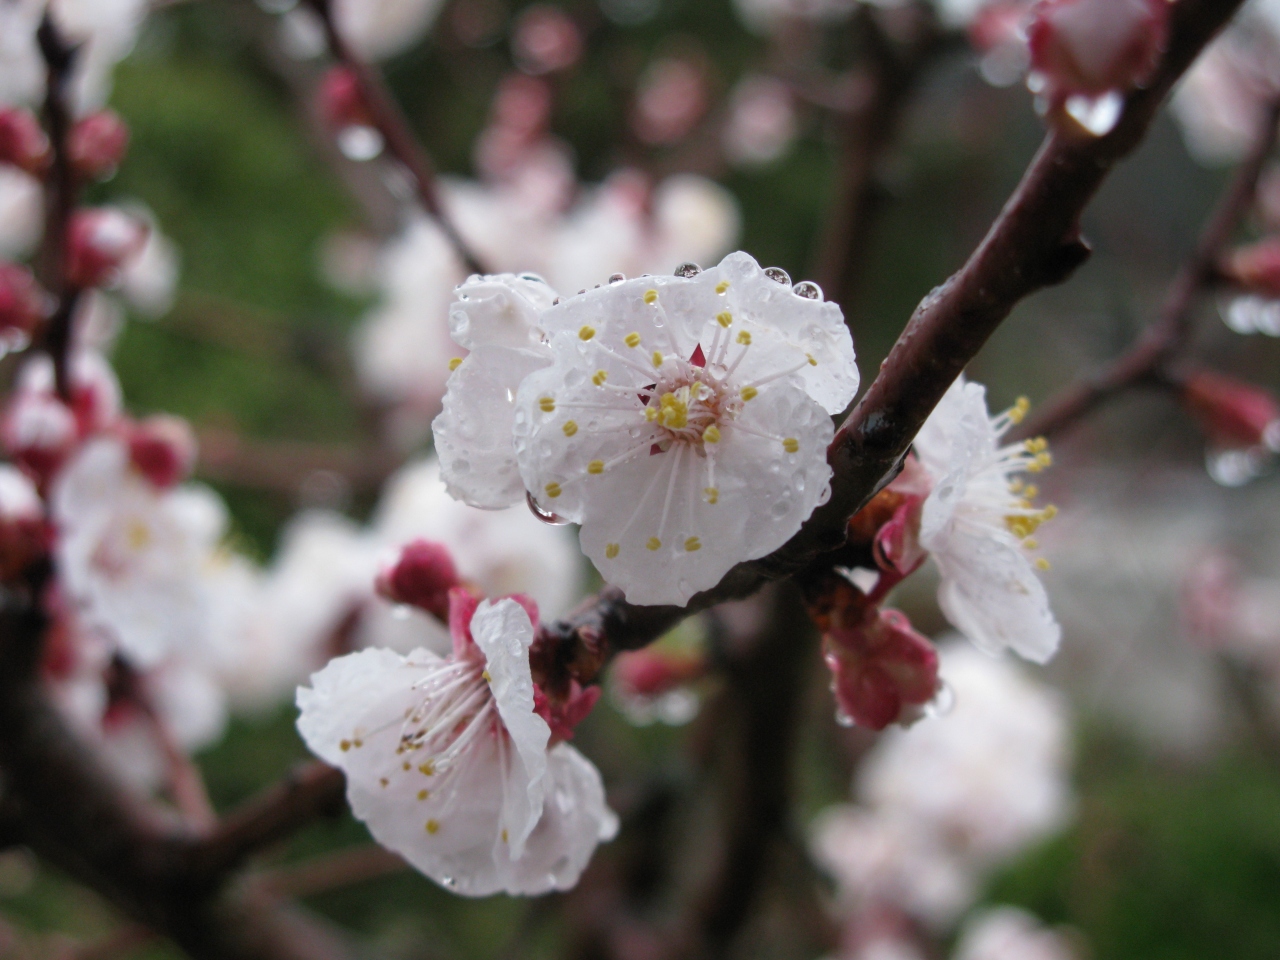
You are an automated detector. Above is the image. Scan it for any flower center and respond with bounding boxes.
[646,367,732,451]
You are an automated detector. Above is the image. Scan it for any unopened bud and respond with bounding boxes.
[319,66,371,131]
[612,648,705,699]
[1028,0,1168,99]
[69,111,129,180]
[377,540,462,621]
[511,5,582,76]
[66,208,148,289]
[824,607,940,732]
[1223,239,1280,299]
[125,415,197,489]
[534,681,600,743]
[0,108,49,174]
[0,262,44,338]
[2,391,77,482]
[1182,371,1280,452]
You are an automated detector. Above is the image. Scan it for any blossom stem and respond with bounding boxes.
[302,0,488,276]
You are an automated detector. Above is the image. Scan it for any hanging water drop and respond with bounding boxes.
[527,490,571,525]
[674,262,702,278]
[792,280,822,300]
[764,266,791,286]
[608,272,626,284]
[925,679,956,718]
[337,125,385,161]
[1206,447,1267,487]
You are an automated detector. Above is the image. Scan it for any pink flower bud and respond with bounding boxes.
[1182,371,1280,451]
[125,414,197,489]
[0,465,47,580]
[375,539,462,621]
[1028,0,1167,100]
[68,111,129,181]
[611,648,705,698]
[3,391,77,482]
[824,602,940,732]
[534,681,601,743]
[0,108,49,175]
[0,262,44,338]
[66,208,148,289]
[1223,239,1280,298]
[319,66,371,131]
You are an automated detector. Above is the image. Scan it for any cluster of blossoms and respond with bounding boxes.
[812,376,1061,730]
[297,541,616,896]
[811,643,1074,950]
[433,251,860,606]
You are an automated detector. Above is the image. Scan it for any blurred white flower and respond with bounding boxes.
[733,0,856,33]
[52,436,233,669]
[296,597,617,896]
[952,907,1078,960]
[812,643,1072,929]
[723,75,798,167]
[913,376,1060,663]
[0,167,41,259]
[333,0,447,62]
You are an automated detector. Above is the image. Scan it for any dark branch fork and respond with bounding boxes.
[532,0,1251,690]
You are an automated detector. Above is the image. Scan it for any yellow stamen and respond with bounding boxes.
[448,357,463,371]
[605,543,620,559]
[419,761,435,776]
[1035,558,1052,572]
[684,537,702,552]
[539,396,555,413]
[702,425,721,444]
[652,351,665,369]
[806,353,817,366]
[716,311,733,328]
[625,332,642,348]
[545,482,562,499]
[592,369,608,386]
[425,819,440,835]
[715,280,730,294]
[644,289,659,305]
[579,325,596,341]
[736,331,752,346]
[704,487,719,505]
[741,386,758,402]
[562,420,578,437]
[417,789,430,801]
[588,460,604,475]
[646,537,662,551]
[339,740,351,752]
[645,407,658,422]
[782,437,799,453]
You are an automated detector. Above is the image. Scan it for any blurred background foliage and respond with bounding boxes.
[5,0,1280,957]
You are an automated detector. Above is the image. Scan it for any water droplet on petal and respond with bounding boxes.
[608,272,626,284]
[925,679,955,718]
[834,707,855,728]
[337,125,385,161]
[552,297,562,305]
[1064,91,1123,138]
[792,280,822,300]
[764,266,791,286]
[674,262,702,278]
[1207,447,1268,487]
[391,604,412,621]
[520,273,543,282]
[527,489,571,524]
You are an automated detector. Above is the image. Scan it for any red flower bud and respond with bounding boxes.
[1028,0,1167,98]
[1223,238,1280,299]
[125,414,197,489]
[822,592,940,731]
[0,108,49,175]
[1182,371,1280,451]
[0,262,44,339]
[0,467,47,580]
[376,539,462,621]
[611,648,705,699]
[534,681,600,743]
[511,5,582,76]
[68,111,130,180]
[319,66,372,131]
[66,208,148,289]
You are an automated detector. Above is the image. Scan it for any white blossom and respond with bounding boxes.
[52,436,234,668]
[813,643,1072,929]
[0,167,42,259]
[913,376,1061,663]
[0,462,40,519]
[436,253,858,605]
[952,908,1078,960]
[333,0,447,62]
[296,598,617,896]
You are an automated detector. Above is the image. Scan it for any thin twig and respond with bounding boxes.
[302,0,487,274]
[33,16,82,401]
[255,844,407,900]
[1016,95,1280,441]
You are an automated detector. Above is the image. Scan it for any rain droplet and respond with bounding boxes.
[552,297,562,305]
[764,267,791,286]
[0,329,30,359]
[520,273,543,282]
[608,272,626,284]
[925,679,955,718]
[1064,90,1123,137]
[391,604,413,621]
[792,280,822,301]
[674,262,702,278]
[834,707,855,728]
[337,125,385,161]
[1206,447,1268,487]
[440,876,456,889]
[527,490,571,525]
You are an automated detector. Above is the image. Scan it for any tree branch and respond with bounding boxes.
[1015,95,1280,441]
[534,0,1250,693]
[32,16,83,401]
[302,0,487,275]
